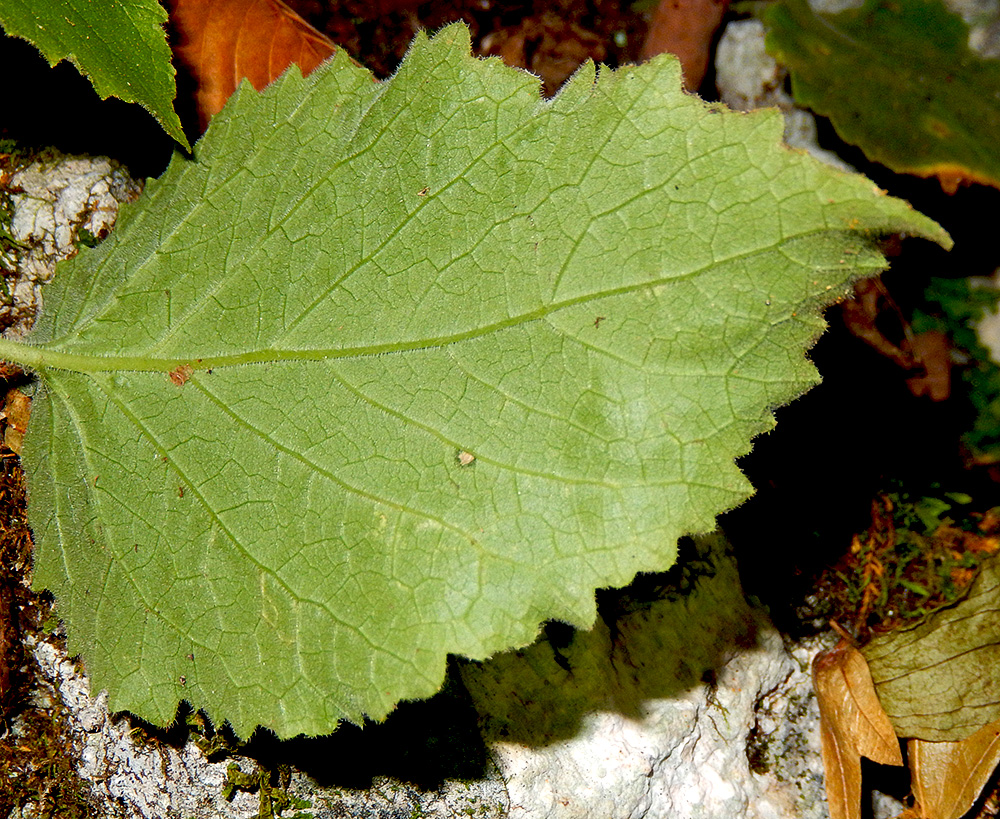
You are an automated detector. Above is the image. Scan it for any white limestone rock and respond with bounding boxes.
[19,629,509,819]
[462,534,832,819]
[973,271,1000,365]
[3,152,141,336]
[15,532,844,819]
[24,634,261,819]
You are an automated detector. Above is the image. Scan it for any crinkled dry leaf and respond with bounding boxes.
[814,641,904,819]
[909,718,1000,819]
[168,0,336,132]
[1,389,30,455]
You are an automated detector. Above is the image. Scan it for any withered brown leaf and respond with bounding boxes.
[909,717,1000,819]
[638,0,729,92]
[168,0,336,133]
[1,388,31,455]
[814,640,904,819]
[864,552,1000,741]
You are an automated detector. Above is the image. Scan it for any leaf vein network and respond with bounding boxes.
[189,370,486,538]
[327,360,629,488]
[87,376,354,606]
[84,376,387,657]
[274,141,527,344]
[447,346,617,444]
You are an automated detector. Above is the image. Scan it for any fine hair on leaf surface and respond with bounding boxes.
[0,25,948,737]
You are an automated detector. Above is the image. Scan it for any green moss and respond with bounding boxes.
[813,486,999,635]
[0,697,97,818]
[222,760,313,819]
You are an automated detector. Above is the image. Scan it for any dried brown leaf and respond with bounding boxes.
[478,12,605,97]
[1,389,30,455]
[905,330,953,402]
[840,278,914,370]
[909,718,1000,819]
[638,0,729,91]
[815,641,904,819]
[168,0,336,132]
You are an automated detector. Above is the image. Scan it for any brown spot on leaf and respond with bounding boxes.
[169,364,194,387]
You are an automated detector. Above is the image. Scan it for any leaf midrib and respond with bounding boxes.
[1,227,833,376]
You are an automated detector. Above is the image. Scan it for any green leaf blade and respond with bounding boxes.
[14,26,948,736]
[763,0,1000,192]
[0,0,190,150]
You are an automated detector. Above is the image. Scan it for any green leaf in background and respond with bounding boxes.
[0,0,190,150]
[864,553,1000,741]
[0,26,947,737]
[763,0,1000,193]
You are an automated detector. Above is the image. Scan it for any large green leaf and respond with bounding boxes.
[0,0,190,150]
[0,26,947,737]
[763,0,1000,193]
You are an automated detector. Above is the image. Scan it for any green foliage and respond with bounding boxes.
[815,488,995,634]
[0,25,947,737]
[913,277,1000,462]
[0,0,190,150]
[763,0,1000,191]
[223,761,312,818]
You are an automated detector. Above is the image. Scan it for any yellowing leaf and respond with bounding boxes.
[864,553,1000,741]
[814,641,904,819]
